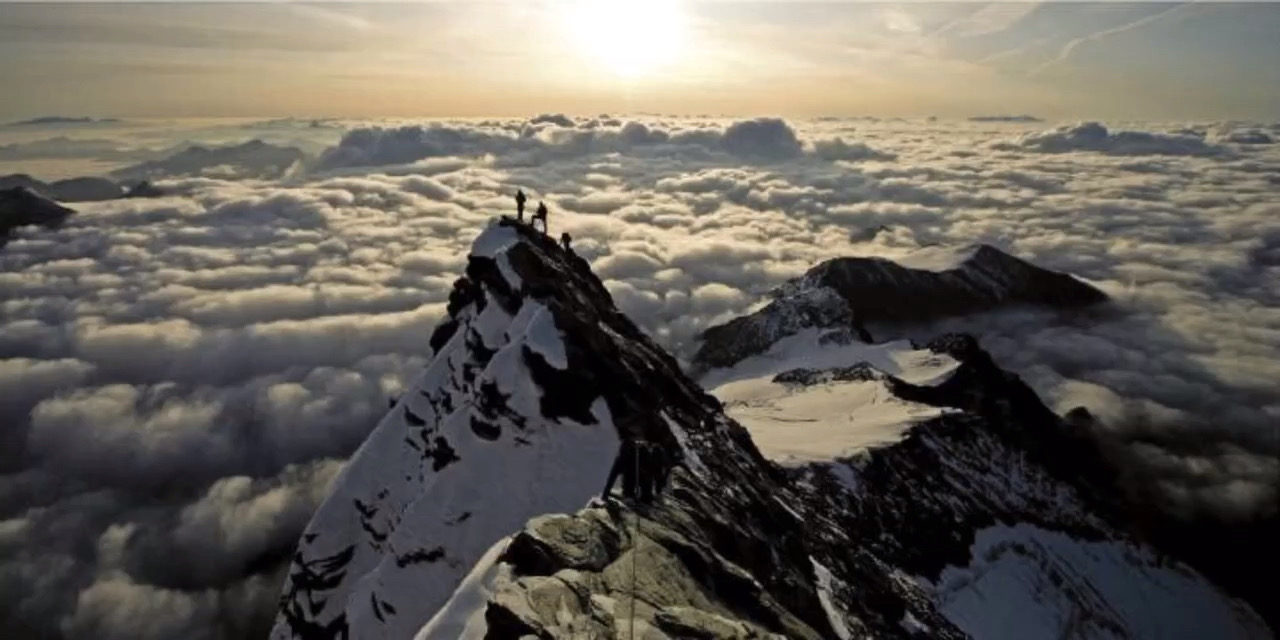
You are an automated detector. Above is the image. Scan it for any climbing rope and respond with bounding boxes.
[628,443,640,640]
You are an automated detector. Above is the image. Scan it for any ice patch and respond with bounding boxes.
[826,462,860,494]
[701,328,959,389]
[925,523,1272,640]
[716,375,945,464]
[470,224,520,259]
[811,557,853,640]
[900,611,930,635]
[704,329,960,464]
[523,307,568,369]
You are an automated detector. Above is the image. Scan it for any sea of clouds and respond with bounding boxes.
[1,114,1277,638]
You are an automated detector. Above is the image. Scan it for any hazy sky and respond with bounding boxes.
[1,1,1278,120]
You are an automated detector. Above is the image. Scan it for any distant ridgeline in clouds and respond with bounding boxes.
[968,115,1044,122]
[0,114,1276,639]
[4,116,123,127]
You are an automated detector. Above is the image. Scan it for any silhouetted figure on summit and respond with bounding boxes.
[515,189,527,222]
[560,232,573,252]
[532,201,549,234]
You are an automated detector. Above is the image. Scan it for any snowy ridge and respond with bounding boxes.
[272,224,620,639]
[696,243,1107,369]
[928,524,1271,640]
[758,333,1271,640]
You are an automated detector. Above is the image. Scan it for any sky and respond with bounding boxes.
[1,1,1278,120]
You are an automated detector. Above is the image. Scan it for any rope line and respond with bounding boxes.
[629,443,639,640]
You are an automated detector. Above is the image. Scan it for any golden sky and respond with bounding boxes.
[1,1,1277,120]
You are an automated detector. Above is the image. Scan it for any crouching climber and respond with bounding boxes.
[601,438,668,504]
[532,201,549,234]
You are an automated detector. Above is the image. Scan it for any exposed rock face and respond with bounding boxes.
[273,220,1269,640]
[694,244,1107,369]
[0,186,75,241]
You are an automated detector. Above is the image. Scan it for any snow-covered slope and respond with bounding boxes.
[694,243,1108,369]
[275,220,1269,640]
[928,524,1270,640]
[709,329,960,465]
[705,332,1270,640]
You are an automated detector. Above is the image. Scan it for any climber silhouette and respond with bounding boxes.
[560,232,573,252]
[515,188,527,222]
[532,201,549,234]
[601,439,667,504]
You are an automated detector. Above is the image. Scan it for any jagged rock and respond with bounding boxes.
[653,606,756,639]
[694,244,1107,369]
[0,186,75,241]
[502,512,621,575]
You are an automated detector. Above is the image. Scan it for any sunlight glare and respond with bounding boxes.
[564,0,688,78]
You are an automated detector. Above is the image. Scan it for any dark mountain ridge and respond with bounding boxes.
[271,219,1267,639]
[695,244,1108,369]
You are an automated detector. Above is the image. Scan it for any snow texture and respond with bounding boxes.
[413,536,512,640]
[811,557,853,640]
[706,329,959,463]
[926,523,1272,640]
[469,223,521,259]
[271,229,620,640]
[522,304,568,370]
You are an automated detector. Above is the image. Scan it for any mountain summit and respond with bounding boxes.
[1,186,75,240]
[273,220,1267,640]
[695,244,1107,369]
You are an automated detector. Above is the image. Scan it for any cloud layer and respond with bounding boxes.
[1,115,1278,638]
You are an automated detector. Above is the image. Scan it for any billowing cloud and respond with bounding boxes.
[1,115,1278,638]
[315,115,885,172]
[998,121,1227,156]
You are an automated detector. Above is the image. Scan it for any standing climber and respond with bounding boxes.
[560,232,573,252]
[637,442,668,504]
[602,438,640,501]
[532,201,549,234]
[515,188,527,222]
[601,439,667,504]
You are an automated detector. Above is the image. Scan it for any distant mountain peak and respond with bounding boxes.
[697,244,1107,370]
[1,186,76,241]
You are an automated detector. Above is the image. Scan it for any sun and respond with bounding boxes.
[564,0,688,78]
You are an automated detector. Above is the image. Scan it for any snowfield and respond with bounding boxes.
[925,523,1272,640]
[706,328,960,463]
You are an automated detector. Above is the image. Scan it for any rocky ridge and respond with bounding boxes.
[273,219,1269,640]
[694,244,1108,369]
